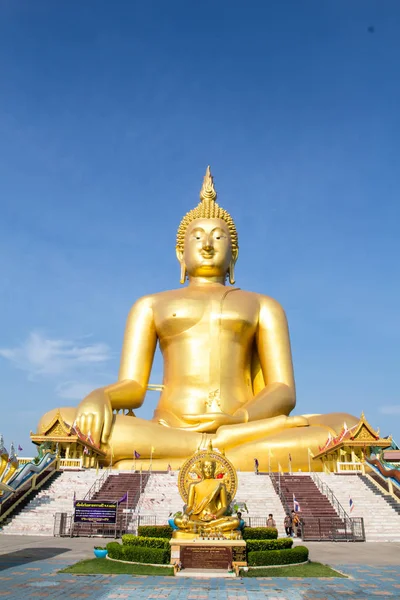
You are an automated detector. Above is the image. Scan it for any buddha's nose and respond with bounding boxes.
[203,235,214,251]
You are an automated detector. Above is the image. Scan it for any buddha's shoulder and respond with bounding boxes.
[236,290,286,311]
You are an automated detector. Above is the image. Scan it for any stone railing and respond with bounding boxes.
[337,462,365,473]
[18,457,84,469]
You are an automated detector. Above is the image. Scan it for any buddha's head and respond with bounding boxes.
[176,167,238,284]
[201,458,217,479]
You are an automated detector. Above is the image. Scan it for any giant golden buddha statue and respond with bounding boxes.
[37,167,357,471]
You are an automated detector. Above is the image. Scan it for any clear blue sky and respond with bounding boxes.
[1,1,399,454]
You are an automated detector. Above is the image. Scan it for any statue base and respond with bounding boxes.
[169,538,247,575]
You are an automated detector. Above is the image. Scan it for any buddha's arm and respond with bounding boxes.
[185,484,196,516]
[105,296,157,410]
[241,296,296,421]
[74,296,157,444]
[214,485,228,518]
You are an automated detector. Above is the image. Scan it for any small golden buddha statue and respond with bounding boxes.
[36,167,357,470]
[174,455,240,534]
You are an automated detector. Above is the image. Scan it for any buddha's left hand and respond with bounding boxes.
[181,410,247,432]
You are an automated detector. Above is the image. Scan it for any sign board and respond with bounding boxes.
[74,500,117,524]
[181,545,232,569]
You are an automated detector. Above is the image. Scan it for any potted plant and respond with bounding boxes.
[94,546,108,559]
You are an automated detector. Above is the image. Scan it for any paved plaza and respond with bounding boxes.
[0,536,399,599]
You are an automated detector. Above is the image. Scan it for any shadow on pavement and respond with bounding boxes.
[0,547,70,571]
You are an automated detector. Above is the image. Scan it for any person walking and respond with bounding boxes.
[266,513,276,527]
[291,510,301,537]
[254,458,259,475]
[284,513,293,537]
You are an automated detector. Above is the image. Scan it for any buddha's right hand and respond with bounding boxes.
[75,387,113,446]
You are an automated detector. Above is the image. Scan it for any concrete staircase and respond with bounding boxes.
[363,473,400,515]
[319,473,400,542]
[236,473,286,536]
[278,474,343,540]
[0,470,99,536]
[139,472,182,522]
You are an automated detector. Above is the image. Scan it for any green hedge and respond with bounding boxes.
[248,546,309,567]
[106,541,170,564]
[246,538,292,552]
[137,525,173,539]
[122,545,170,564]
[122,534,169,550]
[242,527,278,540]
[106,542,123,560]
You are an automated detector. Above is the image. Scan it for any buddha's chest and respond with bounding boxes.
[153,291,259,339]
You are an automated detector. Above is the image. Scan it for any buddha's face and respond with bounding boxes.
[183,218,233,279]
[201,459,216,479]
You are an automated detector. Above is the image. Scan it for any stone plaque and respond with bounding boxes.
[232,545,246,562]
[181,545,232,569]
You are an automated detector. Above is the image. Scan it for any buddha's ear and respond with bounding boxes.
[176,247,187,285]
[228,247,239,285]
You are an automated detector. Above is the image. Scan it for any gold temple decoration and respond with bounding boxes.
[31,409,106,468]
[176,166,238,253]
[313,413,392,473]
[178,442,237,504]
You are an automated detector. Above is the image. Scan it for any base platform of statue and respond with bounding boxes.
[170,538,247,574]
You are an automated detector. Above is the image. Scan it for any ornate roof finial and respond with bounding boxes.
[200,165,217,202]
[9,442,16,461]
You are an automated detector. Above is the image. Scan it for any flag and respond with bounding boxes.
[134,450,140,459]
[349,497,354,513]
[18,445,23,452]
[118,492,128,504]
[151,446,155,454]
[288,453,292,462]
[293,493,301,513]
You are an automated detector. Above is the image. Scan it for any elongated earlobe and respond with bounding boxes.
[228,261,235,285]
[180,262,187,285]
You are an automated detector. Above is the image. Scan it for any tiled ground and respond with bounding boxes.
[0,553,399,600]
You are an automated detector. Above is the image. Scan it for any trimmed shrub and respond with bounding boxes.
[242,527,278,540]
[246,538,293,553]
[106,541,170,564]
[122,534,169,550]
[122,545,170,564]
[106,542,123,559]
[248,546,309,567]
[137,525,173,539]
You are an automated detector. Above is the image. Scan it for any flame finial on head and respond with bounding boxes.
[200,166,217,202]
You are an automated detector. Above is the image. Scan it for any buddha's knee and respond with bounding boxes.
[229,517,241,530]
[174,517,187,530]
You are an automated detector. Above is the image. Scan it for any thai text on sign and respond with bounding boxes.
[74,500,117,524]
